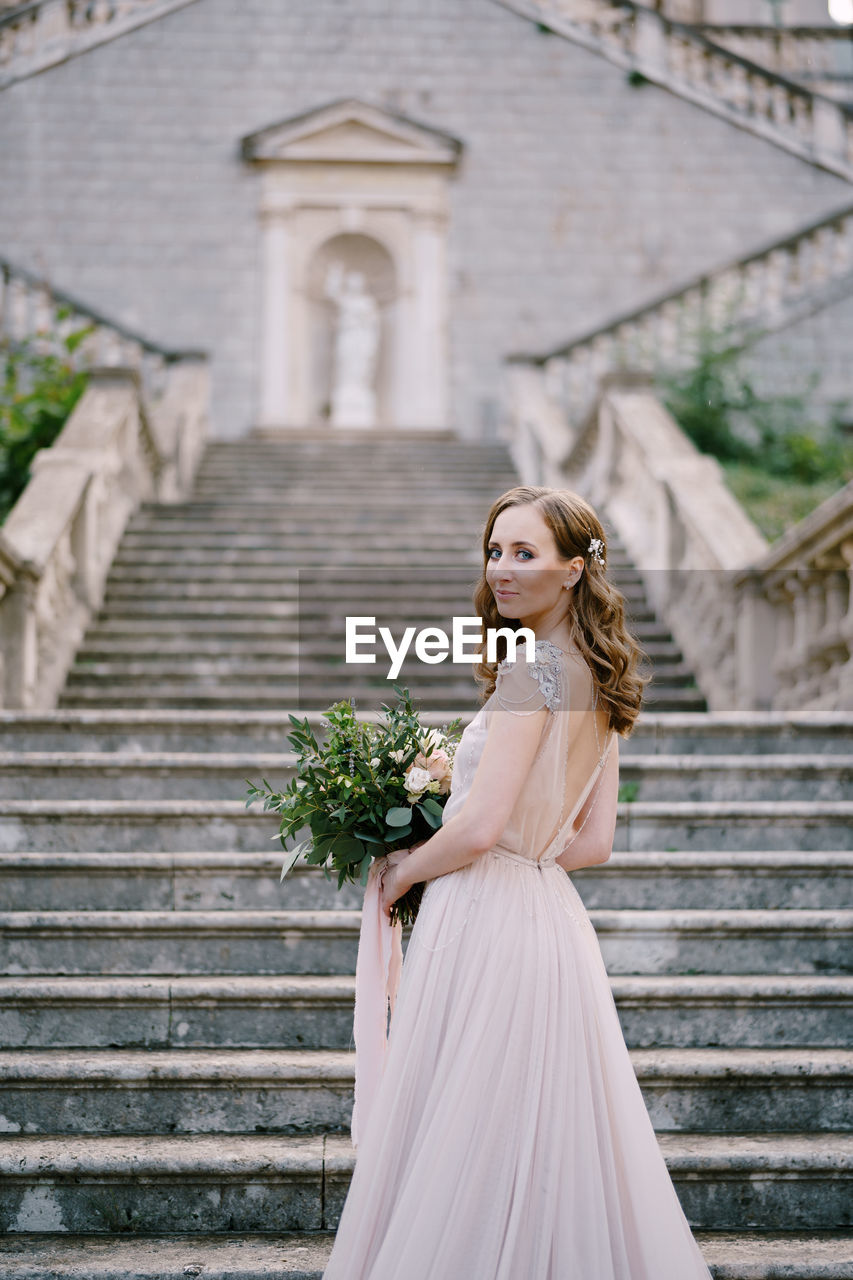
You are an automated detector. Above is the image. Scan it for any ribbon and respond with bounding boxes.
[350,853,405,1148]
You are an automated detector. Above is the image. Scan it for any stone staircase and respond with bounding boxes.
[0,0,203,93]
[0,432,851,1279]
[56,431,704,714]
[496,0,853,182]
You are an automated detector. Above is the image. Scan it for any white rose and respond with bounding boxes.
[404,766,433,796]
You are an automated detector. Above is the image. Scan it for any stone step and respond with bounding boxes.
[0,1132,849,1233]
[2,797,849,853]
[71,635,680,662]
[109,546,644,575]
[2,973,849,1051]
[2,750,845,803]
[1,1047,849,1136]
[61,660,697,693]
[3,709,848,754]
[2,850,848,911]
[130,494,628,520]
[3,1231,853,1280]
[57,682,706,711]
[1,908,850,976]
[98,580,654,609]
[187,481,515,497]
[78,615,677,644]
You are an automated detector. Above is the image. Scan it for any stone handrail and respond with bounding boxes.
[1,255,207,397]
[733,480,853,713]
[504,368,853,710]
[495,0,853,181]
[0,363,209,710]
[0,258,209,709]
[0,0,201,91]
[506,197,853,429]
[693,26,853,104]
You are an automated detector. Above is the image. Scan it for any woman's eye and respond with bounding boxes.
[488,548,532,560]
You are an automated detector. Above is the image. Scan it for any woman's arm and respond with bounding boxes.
[555,734,620,873]
[394,696,550,894]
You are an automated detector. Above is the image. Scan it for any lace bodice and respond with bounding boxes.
[441,639,613,868]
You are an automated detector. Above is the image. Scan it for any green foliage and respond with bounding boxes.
[0,307,96,523]
[617,781,639,804]
[655,322,852,536]
[245,687,463,928]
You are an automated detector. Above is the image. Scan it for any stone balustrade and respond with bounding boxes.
[0,258,209,709]
[507,199,853,430]
[503,368,853,712]
[0,0,200,91]
[497,0,853,180]
[734,480,853,712]
[693,25,853,104]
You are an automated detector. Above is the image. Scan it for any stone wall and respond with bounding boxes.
[0,0,849,437]
[737,291,853,429]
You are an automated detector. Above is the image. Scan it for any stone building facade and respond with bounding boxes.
[1,0,850,438]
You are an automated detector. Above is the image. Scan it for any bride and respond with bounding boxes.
[321,485,713,1279]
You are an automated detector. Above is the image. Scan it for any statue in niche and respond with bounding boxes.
[324,263,380,427]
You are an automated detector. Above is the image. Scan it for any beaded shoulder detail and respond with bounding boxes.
[495,637,563,713]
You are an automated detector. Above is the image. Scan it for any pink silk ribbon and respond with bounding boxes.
[350,855,405,1148]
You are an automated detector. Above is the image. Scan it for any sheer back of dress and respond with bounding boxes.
[483,638,613,866]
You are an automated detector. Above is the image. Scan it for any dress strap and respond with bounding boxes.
[491,848,560,870]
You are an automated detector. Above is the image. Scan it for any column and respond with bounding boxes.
[258,208,291,428]
[412,210,448,428]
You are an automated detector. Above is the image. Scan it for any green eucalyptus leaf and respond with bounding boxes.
[385,806,413,827]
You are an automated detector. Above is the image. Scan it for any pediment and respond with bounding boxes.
[241,98,463,167]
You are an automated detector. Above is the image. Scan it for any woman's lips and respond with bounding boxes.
[495,590,517,598]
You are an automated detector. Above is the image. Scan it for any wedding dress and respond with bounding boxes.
[321,638,713,1279]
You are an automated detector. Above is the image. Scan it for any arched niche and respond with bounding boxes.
[304,232,397,428]
[242,98,462,431]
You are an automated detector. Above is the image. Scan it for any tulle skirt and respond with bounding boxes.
[322,850,713,1280]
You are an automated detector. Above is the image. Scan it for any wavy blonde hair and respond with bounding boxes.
[472,486,647,736]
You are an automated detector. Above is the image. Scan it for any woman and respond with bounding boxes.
[321,486,713,1279]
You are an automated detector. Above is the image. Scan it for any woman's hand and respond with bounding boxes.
[378,840,428,923]
[379,859,408,923]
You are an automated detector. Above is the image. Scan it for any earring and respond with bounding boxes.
[562,580,573,589]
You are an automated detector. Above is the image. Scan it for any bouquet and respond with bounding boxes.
[245,685,463,927]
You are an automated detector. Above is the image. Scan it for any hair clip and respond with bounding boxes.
[587,537,605,567]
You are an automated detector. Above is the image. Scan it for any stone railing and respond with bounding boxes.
[734,479,853,712]
[0,0,201,91]
[503,369,853,712]
[507,198,853,430]
[694,25,853,104]
[0,259,209,709]
[495,0,853,180]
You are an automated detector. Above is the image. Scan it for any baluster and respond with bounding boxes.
[761,249,786,319]
[771,84,791,129]
[89,2,116,28]
[769,575,798,709]
[9,275,29,342]
[837,540,853,711]
[829,217,852,275]
[564,350,590,423]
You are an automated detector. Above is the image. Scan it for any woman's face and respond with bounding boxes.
[485,504,583,627]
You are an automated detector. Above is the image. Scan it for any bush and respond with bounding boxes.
[654,323,852,532]
[0,308,95,524]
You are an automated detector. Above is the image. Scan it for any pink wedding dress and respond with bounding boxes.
[322,638,713,1279]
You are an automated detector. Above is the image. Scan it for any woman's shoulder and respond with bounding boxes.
[494,638,565,714]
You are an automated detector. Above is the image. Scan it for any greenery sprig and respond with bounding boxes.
[246,685,463,928]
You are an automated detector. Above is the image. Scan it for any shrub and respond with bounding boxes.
[0,308,95,523]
